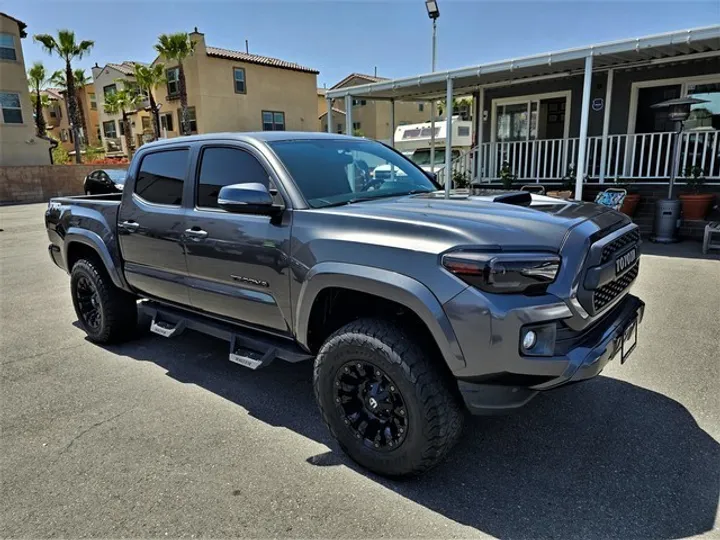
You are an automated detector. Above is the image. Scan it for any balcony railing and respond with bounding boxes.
[437,131,720,184]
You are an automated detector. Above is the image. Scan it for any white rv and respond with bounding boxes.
[372,117,473,181]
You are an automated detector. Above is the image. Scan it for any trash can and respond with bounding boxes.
[652,198,682,243]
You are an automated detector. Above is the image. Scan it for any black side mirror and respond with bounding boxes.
[218,183,281,215]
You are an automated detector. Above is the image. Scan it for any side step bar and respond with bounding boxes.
[139,301,313,370]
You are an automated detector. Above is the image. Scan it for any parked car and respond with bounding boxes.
[45,133,644,477]
[83,168,128,195]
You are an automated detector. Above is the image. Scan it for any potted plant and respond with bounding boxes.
[499,161,516,190]
[548,164,575,200]
[614,177,641,217]
[679,165,715,220]
[452,169,470,190]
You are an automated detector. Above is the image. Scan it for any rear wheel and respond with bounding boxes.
[313,318,464,477]
[70,258,137,344]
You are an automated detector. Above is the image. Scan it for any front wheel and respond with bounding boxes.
[313,319,464,477]
[70,258,137,344]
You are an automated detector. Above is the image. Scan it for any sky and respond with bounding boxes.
[9,0,720,89]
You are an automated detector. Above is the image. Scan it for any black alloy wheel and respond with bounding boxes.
[334,361,408,451]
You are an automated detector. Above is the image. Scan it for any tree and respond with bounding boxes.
[154,33,195,135]
[34,30,94,163]
[104,89,139,160]
[133,63,166,140]
[50,68,92,145]
[438,97,473,119]
[27,61,49,137]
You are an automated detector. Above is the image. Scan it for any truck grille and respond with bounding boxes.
[600,229,640,264]
[593,263,639,311]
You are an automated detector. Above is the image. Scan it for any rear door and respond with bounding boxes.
[118,147,192,306]
[183,143,293,335]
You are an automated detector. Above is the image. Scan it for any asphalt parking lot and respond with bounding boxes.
[1,202,719,539]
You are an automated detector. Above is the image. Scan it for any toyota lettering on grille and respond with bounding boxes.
[615,247,637,275]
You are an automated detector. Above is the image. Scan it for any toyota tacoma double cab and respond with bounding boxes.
[46,132,644,477]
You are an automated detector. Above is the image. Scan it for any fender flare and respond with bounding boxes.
[63,228,129,290]
[294,262,466,373]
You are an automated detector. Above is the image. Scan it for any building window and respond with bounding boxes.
[352,122,361,131]
[118,121,125,136]
[418,103,424,112]
[141,116,151,131]
[49,108,57,119]
[103,84,117,98]
[352,99,366,107]
[337,123,342,133]
[60,129,68,142]
[167,67,180,97]
[103,120,117,138]
[177,107,197,132]
[262,110,285,131]
[0,92,23,124]
[160,112,174,132]
[96,126,101,141]
[233,67,246,94]
[89,92,97,110]
[0,33,16,61]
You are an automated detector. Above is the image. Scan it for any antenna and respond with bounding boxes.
[374,66,377,77]
[245,40,249,54]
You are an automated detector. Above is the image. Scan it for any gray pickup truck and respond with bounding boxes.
[46,132,644,477]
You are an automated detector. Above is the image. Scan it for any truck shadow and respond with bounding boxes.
[102,329,719,540]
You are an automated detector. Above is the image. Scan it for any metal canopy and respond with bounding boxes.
[326,25,720,101]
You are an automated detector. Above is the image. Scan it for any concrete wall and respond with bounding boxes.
[0,14,52,166]
[153,32,318,136]
[0,164,126,204]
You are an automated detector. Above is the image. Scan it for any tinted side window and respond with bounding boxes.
[135,149,188,206]
[197,147,270,208]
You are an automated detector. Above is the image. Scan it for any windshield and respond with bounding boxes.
[268,139,438,208]
[105,169,128,183]
[410,148,460,166]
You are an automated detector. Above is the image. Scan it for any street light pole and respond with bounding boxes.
[430,17,437,174]
[425,0,440,174]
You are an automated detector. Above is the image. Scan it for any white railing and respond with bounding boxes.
[470,130,719,182]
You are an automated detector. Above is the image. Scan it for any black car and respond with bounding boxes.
[83,168,128,195]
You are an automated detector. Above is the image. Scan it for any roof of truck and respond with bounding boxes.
[142,132,360,149]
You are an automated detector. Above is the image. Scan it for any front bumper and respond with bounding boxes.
[452,293,644,415]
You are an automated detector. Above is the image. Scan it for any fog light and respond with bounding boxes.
[522,330,537,350]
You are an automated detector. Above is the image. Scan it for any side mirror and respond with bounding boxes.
[217,183,280,215]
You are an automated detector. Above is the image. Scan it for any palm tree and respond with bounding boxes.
[154,33,195,135]
[50,68,92,145]
[104,89,139,159]
[34,30,94,163]
[133,63,165,140]
[27,61,49,137]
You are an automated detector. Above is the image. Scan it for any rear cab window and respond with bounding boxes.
[134,149,189,206]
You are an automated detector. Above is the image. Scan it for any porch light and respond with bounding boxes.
[425,0,440,19]
[649,96,709,243]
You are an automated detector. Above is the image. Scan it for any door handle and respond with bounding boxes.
[184,228,208,239]
[120,220,140,232]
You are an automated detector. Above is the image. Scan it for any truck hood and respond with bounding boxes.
[317,192,627,252]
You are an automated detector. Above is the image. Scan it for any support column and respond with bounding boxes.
[598,68,614,183]
[326,97,333,133]
[476,87,485,182]
[444,76,454,199]
[575,55,594,200]
[390,99,396,147]
[345,95,353,135]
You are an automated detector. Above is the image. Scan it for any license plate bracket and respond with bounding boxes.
[620,317,638,364]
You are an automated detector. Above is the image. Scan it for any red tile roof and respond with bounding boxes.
[205,46,319,74]
[330,73,389,90]
[318,107,346,119]
[106,61,144,76]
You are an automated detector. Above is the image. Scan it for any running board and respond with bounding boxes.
[139,301,313,369]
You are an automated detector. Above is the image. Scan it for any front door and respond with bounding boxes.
[184,144,293,335]
[117,148,191,306]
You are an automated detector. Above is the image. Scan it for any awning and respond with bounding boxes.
[326,25,720,101]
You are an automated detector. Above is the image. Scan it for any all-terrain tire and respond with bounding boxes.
[313,318,465,477]
[70,258,137,344]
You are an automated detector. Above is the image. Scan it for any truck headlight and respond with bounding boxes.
[442,251,560,294]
